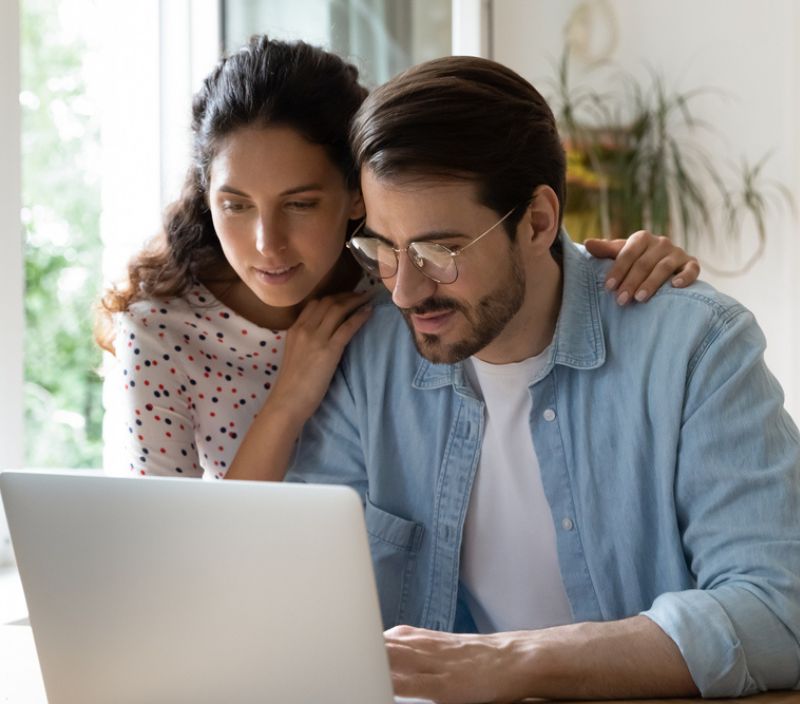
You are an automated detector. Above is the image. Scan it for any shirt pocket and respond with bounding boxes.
[364,493,424,628]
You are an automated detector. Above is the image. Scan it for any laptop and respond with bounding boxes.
[0,471,397,704]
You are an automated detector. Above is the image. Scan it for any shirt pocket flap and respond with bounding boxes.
[365,494,424,553]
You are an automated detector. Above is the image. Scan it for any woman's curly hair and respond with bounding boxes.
[96,35,368,352]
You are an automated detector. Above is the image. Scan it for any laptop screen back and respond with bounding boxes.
[0,471,394,704]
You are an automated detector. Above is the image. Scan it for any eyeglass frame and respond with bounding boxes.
[345,205,521,285]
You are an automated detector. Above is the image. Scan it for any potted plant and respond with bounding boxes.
[550,52,793,274]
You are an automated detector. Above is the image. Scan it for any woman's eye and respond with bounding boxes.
[221,201,249,213]
[286,200,319,211]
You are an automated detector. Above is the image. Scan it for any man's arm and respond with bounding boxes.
[641,304,800,696]
[387,615,697,703]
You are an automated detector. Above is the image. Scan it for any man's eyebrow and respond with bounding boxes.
[361,223,469,244]
[217,183,324,197]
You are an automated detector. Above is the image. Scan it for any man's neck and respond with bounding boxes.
[473,254,563,365]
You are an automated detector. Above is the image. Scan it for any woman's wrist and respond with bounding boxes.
[260,391,314,433]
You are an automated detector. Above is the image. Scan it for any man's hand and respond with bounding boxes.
[385,626,530,703]
[385,617,698,703]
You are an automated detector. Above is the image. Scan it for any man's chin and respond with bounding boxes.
[401,308,477,364]
[413,331,475,365]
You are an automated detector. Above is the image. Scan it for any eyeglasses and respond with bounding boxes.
[346,206,519,285]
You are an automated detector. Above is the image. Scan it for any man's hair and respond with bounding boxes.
[350,55,566,237]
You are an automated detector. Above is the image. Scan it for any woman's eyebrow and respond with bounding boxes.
[280,183,324,196]
[217,184,249,197]
[216,183,324,197]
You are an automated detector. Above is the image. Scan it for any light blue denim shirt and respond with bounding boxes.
[287,233,800,697]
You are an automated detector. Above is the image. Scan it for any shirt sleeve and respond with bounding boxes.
[641,306,800,696]
[108,310,202,478]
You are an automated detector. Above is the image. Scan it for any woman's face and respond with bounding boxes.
[208,125,364,310]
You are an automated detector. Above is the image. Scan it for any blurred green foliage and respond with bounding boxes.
[21,0,103,467]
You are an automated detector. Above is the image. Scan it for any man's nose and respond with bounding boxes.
[390,253,437,310]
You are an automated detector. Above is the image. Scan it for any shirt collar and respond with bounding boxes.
[412,230,607,393]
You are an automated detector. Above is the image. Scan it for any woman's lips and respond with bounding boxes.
[410,310,455,334]
[253,264,301,285]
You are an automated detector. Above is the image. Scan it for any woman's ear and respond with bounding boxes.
[349,189,366,220]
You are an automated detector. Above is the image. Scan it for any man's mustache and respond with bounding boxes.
[400,297,467,317]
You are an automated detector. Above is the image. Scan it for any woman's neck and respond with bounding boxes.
[203,252,362,330]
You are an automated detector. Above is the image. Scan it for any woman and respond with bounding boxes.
[97,35,700,481]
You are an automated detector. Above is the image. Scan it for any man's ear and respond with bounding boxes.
[523,186,560,253]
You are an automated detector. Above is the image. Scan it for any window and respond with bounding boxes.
[223,0,452,86]
[21,0,103,468]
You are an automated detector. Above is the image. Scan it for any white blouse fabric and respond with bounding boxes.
[108,280,374,479]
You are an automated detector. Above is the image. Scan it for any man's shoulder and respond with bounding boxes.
[344,291,419,369]
[355,288,407,336]
[575,243,750,328]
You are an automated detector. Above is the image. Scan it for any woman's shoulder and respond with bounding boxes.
[113,286,222,351]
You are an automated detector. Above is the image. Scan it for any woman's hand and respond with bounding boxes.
[224,290,372,482]
[267,290,373,423]
[584,231,700,305]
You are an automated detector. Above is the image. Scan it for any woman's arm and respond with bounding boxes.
[224,291,372,481]
[109,311,202,477]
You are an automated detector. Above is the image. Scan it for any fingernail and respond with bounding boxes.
[634,289,648,302]
[672,277,684,287]
[617,291,630,305]
[605,277,617,290]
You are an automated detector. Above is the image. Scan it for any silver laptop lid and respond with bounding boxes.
[0,471,394,704]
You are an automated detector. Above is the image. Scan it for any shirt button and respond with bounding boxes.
[561,517,575,531]
[543,408,556,422]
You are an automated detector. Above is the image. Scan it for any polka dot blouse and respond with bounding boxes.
[109,280,376,479]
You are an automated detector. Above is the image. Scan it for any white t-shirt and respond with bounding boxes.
[460,348,574,633]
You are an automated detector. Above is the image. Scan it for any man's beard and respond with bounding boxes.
[399,254,526,364]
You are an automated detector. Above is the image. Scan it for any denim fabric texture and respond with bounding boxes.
[287,232,800,697]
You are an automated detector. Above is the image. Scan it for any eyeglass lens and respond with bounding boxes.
[349,238,458,284]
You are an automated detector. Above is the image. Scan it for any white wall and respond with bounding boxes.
[0,0,24,564]
[493,0,800,423]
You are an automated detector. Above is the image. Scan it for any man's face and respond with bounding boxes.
[359,169,526,364]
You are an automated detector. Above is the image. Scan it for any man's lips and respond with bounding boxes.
[410,309,456,334]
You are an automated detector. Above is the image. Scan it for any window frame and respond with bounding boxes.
[0,0,23,565]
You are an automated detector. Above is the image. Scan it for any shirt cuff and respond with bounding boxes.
[641,588,758,697]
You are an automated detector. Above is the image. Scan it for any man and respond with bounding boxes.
[287,56,800,702]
